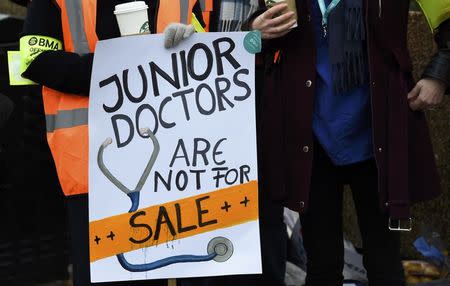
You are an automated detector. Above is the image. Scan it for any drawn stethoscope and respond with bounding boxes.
[97,127,234,272]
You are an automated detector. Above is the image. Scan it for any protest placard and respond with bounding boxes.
[88,32,261,282]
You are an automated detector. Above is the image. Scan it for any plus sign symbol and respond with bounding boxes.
[221,201,232,212]
[240,196,250,207]
[107,231,116,241]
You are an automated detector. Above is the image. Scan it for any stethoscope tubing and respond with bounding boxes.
[97,128,221,272]
[117,252,217,272]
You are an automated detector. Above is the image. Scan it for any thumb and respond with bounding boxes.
[408,83,421,100]
[183,24,195,39]
[409,97,421,111]
[173,24,187,47]
[163,24,177,48]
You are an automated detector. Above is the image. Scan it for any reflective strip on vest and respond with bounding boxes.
[157,0,197,33]
[65,0,90,54]
[46,108,88,133]
[180,0,190,24]
[199,0,205,10]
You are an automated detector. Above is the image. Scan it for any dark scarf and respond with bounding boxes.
[327,0,368,94]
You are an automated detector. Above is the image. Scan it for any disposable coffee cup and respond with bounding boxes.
[114,1,150,36]
[265,0,298,28]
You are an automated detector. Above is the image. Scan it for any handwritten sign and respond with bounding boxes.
[88,32,261,282]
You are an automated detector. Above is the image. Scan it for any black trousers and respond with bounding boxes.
[301,142,405,286]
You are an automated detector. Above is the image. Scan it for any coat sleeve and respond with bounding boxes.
[421,19,450,92]
[21,0,94,96]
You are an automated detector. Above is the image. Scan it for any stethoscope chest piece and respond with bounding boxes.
[207,237,234,262]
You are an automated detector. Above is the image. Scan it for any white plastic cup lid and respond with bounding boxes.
[114,1,148,14]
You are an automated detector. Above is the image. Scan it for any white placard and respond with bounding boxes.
[88,32,261,283]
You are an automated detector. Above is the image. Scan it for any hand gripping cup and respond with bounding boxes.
[265,0,298,28]
[114,1,150,36]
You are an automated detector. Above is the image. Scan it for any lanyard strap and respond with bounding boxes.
[317,0,342,26]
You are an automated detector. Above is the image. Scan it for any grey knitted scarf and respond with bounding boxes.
[327,0,368,94]
[218,0,259,31]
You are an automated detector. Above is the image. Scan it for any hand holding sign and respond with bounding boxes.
[164,23,196,48]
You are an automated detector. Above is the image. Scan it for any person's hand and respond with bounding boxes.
[163,23,195,49]
[250,3,297,40]
[407,78,446,111]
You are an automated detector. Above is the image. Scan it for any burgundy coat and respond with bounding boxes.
[256,0,443,220]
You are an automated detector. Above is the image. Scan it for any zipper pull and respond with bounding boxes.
[378,0,382,18]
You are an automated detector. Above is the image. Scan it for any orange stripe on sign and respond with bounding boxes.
[89,181,258,262]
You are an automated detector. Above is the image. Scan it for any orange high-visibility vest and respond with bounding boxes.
[44,0,212,196]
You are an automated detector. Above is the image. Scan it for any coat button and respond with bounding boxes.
[299,201,305,208]
[306,14,311,22]
[305,80,312,87]
[302,146,309,153]
[378,147,383,152]
[385,202,389,207]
